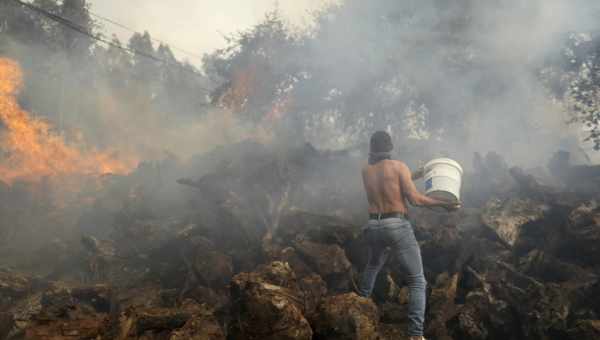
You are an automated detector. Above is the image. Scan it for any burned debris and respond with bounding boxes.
[0,143,599,340]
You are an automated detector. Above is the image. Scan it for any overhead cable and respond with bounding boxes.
[8,0,212,92]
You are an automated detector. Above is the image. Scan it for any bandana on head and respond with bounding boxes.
[368,152,392,165]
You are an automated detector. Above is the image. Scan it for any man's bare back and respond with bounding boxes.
[359,131,460,339]
[362,159,454,214]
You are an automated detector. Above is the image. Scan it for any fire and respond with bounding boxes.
[219,64,258,112]
[265,94,293,123]
[0,58,136,184]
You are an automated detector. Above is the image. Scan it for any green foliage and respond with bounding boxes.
[565,35,600,150]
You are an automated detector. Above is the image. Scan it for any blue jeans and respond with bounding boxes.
[357,217,427,337]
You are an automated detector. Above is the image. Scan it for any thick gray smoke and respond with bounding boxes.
[5,0,600,168]
[1,0,600,267]
[290,0,600,167]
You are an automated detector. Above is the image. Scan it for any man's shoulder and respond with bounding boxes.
[362,160,408,171]
[391,159,408,169]
[390,160,412,176]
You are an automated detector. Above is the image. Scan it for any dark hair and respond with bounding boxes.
[370,131,393,153]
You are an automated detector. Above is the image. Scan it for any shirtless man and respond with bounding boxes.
[358,131,459,340]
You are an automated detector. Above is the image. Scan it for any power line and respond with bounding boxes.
[8,0,212,92]
[88,11,205,61]
[10,0,160,62]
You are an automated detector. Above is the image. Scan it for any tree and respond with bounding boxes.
[0,0,61,51]
[0,0,213,156]
[155,44,209,120]
[204,1,500,146]
[204,11,303,121]
[102,35,133,91]
[128,31,158,82]
[565,35,600,150]
[206,0,600,157]
[60,0,94,58]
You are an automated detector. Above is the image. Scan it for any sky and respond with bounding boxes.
[89,0,335,66]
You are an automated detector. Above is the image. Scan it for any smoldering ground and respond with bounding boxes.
[1,2,600,340]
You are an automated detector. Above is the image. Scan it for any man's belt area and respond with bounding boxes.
[368,212,407,220]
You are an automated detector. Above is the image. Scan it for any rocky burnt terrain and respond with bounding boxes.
[0,144,599,340]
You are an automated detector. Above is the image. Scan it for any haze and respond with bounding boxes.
[89,0,335,64]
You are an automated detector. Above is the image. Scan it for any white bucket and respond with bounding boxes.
[423,158,463,202]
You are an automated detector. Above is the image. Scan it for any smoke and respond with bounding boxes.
[0,41,262,168]
[289,0,600,167]
[0,32,266,262]
[2,0,600,267]
[89,0,338,64]
[0,58,136,184]
[449,0,600,166]
[10,0,596,171]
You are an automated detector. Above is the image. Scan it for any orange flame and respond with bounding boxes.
[219,64,258,112]
[0,58,136,184]
[265,94,293,123]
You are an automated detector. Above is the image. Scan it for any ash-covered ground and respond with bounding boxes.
[1,142,599,340]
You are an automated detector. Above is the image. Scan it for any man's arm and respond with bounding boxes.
[361,166,371,202]
[397,162,458,209]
